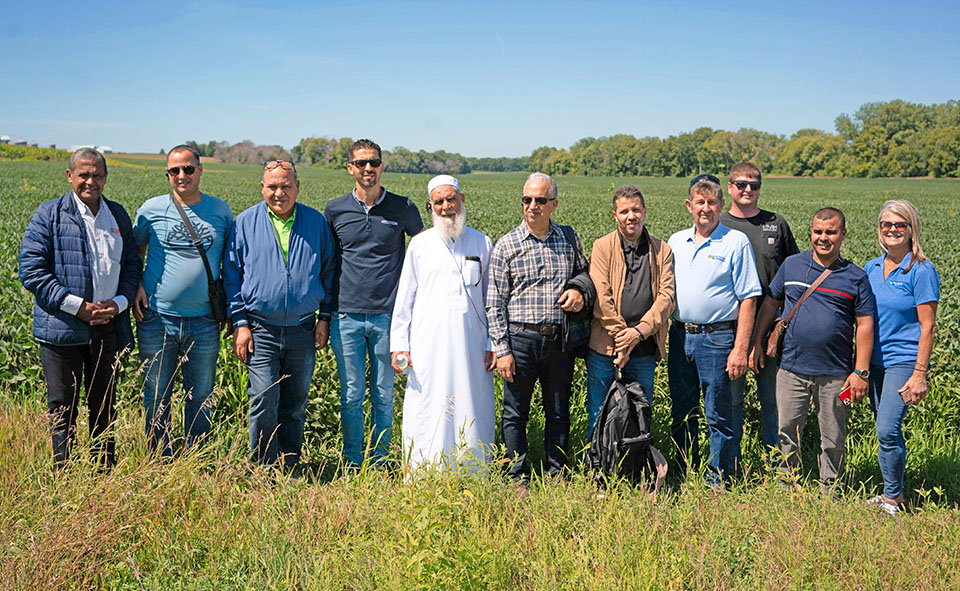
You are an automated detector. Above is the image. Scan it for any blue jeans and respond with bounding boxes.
[246,317,317,468]
[330,312,394,466]
[731,357,780,456]
[868,363,914,499]
[585,349,656,437]
[138,310,220,457]
[667,322,739,486]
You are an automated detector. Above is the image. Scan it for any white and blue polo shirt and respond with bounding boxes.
[668,223,762,325]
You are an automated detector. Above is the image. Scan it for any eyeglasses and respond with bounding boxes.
[264,160,296,172]
[166,165,196,176]
[522,196,556,206]
[731,181,761,191]
[349,158,382,168]
[880,221,910,231]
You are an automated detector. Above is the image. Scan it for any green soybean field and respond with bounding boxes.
[1,158,959,589]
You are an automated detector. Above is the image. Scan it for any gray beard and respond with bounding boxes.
[432,206,467,241]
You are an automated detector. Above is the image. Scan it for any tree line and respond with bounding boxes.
[184,98,960,177]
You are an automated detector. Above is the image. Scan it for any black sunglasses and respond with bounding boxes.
[879,221,910,230]
[166,165,197,176]
[264,160,296,172]
[732,180,761,190]
[350,158,382,168]
[522,196,556,206]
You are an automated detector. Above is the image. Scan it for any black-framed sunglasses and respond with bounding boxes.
[732,180,761,190]
[522,196,556,206]
[166,165,197,176]
[264,160,296,172]
[349,158,383,168]
[879,221,910,230]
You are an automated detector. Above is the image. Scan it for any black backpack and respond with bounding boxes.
[588,377,658,487]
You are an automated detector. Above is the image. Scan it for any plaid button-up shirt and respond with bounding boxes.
[485,220,588,357]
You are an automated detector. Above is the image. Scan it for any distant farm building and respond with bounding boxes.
[12,139,27,146]
[47,143,56,149]
[0,135,10,144]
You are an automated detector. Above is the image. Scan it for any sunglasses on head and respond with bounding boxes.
[732,180,761,190]
[264,160,295,172]
[350,158,382,168]
[522,196,555,205]
[879,221,910,230]
[166,165,196,176]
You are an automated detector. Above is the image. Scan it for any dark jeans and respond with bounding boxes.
[667,321,739,486]
[246,317,316,468]
[501,325,575,479]
[39,321,119,467]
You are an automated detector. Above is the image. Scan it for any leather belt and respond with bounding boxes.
[510,322,561,336]
[679,320,737,334]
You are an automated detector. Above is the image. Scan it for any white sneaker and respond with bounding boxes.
[866,495,901,516]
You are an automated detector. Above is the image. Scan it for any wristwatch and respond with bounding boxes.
[854,369,870,380]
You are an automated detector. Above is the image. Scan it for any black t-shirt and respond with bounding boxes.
[720,209,799,298]
[620,231,657,358]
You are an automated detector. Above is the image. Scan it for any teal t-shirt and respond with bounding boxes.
[133,193,233,317]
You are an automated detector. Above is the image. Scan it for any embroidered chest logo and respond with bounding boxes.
[707,254,726,262]
[762,224,778,232]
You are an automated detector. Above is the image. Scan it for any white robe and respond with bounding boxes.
[390,226,495,471]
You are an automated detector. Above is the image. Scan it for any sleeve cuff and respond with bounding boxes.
[113,295,129,313]
[60,294,83,316]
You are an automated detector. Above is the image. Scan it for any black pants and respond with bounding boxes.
[39,322,119,467]
[501,326,575,479]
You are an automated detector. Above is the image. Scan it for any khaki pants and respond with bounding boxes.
[776,369,848,484]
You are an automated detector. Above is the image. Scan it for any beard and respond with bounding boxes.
[432,205,467,241]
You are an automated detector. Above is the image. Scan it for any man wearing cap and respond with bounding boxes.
[486,172,591,482]
[19,147,141,468]
[324,139,424,468]
[390,175,495,471]
[721,162,799,460]
[667,174,762,486]
[223,160,336,470]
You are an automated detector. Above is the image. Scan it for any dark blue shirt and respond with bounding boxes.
[769,251,877,376]
[324,189,423,315]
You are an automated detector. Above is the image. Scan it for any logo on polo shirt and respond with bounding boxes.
[762,224,778,232]
[380,219,398,226]
[768,237,775,245]
[707,254,726,262]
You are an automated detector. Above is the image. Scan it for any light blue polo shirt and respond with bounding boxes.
[668,223,762,324]
[865,253,939,367]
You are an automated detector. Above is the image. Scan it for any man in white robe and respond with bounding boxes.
[390,175,496,471]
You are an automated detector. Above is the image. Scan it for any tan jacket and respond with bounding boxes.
[588,229,675,360]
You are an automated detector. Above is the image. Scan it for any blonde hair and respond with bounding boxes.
[878,199,927,270]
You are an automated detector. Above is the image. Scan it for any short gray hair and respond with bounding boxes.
[525,172,557,199]
[688,178,722,201]
[69,147,107,172]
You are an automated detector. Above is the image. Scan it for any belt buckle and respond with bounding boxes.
[539,325,554,336]
[684,323,702,334]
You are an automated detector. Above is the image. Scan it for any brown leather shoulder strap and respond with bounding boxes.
[781,267,832,326]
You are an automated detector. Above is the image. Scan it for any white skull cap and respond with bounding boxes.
[427,174,460,196]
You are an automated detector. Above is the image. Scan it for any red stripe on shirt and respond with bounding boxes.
[816,286,854,299]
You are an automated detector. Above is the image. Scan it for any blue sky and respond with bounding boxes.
[2,0,958,156]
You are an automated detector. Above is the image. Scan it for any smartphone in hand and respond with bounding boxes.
[838,385,852,406]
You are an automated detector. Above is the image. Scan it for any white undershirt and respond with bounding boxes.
[59,192,129,316]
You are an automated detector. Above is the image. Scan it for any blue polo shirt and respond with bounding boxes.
[769,251,877,376]
[668,223,762,324]
[324,189,423,315]
[865,253,939,367]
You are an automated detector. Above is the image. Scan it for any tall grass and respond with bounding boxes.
[2,161,959,587]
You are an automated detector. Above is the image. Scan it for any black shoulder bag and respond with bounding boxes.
[170,195,228,324]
